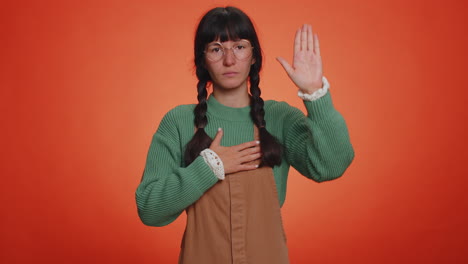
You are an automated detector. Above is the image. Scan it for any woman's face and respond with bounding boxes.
[204,39,255,91]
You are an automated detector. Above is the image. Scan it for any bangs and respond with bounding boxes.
[197,7,256,44]
[204,18,252,42]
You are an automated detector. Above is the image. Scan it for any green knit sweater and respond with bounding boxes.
[136,91,354,227]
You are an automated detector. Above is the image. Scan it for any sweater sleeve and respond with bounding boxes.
[284,91,354,182]
[135,109,218,227]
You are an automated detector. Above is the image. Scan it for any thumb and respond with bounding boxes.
[276,57,294,76]
[211,128,223,147]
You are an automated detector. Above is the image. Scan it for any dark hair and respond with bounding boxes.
[184,6,282,167]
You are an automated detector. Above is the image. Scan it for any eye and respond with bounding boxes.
[234,43,247,50]
[207,45,222,53]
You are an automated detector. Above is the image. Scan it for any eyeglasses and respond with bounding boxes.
[204,39,254,62]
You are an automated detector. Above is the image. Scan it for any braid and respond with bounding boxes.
[249,73,266,127]
[194,80,209,129]
[249,71,282,167]
[184,78,214,166]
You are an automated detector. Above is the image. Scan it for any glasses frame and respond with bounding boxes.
[204,39,254,62]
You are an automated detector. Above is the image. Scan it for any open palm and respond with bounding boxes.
[277,24,323,93]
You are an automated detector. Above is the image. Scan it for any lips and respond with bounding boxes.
[222,72,238,77]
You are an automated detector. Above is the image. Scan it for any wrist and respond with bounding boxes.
[299,80,323,94]
[200,149,225,180]
[298,76,329,101]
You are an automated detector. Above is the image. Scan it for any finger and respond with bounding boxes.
[233,140,260,152]
[276,57,294,76]
[211,127,223,146]
[314,33,320,56]
[239,146,261,157]
[307,24,313,51]
[301,24,307,51]
[239,153,262,164]
[294,28,301,54]
[236,163,259,172]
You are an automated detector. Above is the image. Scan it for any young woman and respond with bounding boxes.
[136,6,354,264]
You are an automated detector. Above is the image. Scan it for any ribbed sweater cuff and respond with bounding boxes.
[187,156,219,192]
[303,91,336,120]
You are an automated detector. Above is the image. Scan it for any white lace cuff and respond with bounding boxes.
[200,149,225,180]
[297,76,330,101]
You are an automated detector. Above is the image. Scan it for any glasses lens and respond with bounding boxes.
[232,41,252,60]
[206,43,223,61]
[205,40,253,61]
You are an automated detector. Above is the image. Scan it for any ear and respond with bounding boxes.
[251,58,256,65]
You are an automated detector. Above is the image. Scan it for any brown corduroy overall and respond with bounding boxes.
[178,138,290,263]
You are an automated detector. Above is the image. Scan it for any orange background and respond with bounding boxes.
[1,0,467,263]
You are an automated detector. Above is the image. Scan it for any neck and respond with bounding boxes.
[212,83,250,108]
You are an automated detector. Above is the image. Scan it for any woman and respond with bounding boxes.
[136,6,354,264]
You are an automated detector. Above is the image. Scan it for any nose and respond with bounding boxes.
[223,48,236,66]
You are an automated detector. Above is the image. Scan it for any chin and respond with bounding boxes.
[217,84,244,91]
[215,79,248,90]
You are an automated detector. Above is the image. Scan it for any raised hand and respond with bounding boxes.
[276,24,323,94]
[209,128,261,174]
